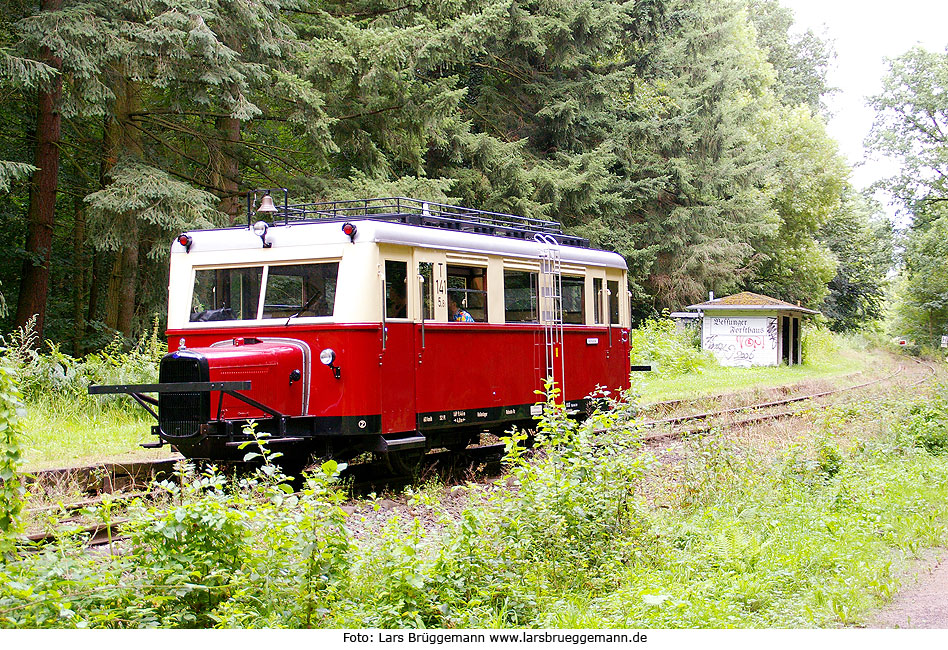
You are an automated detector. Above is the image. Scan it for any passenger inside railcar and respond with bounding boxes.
[446,265,487,321]
[448,293,475,323]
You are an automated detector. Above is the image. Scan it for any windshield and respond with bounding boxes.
[191,267,263,321]
[262,263,338,319]
[189,261,339,323]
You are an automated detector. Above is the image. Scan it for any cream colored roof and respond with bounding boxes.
[173,219,627,270]
[687,291,819,315]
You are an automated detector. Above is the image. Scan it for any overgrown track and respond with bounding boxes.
[26,519,129,548]
[343,442,508,495]
[23,357,939,547]
[28,457,182,496]
[24,444,509,548]
[640,359,938,443]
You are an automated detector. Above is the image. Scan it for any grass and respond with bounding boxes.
[319,381,948,628]
[21,396,167,470]
[7,339,948,628]
[18,329,882,470]
[634,336,877,404]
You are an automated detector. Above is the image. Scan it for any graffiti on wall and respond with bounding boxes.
[703,316,778,366]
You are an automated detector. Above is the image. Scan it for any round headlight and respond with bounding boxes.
[319,348,336,366]
[252,220,268,237]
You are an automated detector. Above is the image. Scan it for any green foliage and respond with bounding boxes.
[0,161,36,193]
[630,317,714,377]
[85,158,223,261]
[867,46,948,212]
[615,0,783,308]
[897,388,948,456]
[888,214,948,347]
[0,363,26,556]
[749,102,846,308]
[0,455,352,628]
[125,466,252,627]
[800,323,840,367]
[0,317,163,405]
[743,0,834,113]
[819,191,894,331]
[867,46,948,346]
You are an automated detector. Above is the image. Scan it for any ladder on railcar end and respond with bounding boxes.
[535,233,565,401]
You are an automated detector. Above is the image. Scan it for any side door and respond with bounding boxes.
[379,254,416,434]
[413,250,447,428]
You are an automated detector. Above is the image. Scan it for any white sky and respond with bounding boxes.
[778,0,948,214]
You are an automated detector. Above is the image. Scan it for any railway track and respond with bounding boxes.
[28,360,934,497]
[29,456,182,495]
[640,359,938,444]
[22,357,939,548]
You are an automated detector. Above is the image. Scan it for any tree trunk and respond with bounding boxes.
[103,76,143,337]
[213,116,241,222]
[72,196,87,356]
[14,0,63,340]
[86,250,100,331]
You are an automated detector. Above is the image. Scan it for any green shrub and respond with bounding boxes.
[1,317,163,409]
[801,325,841,367]
[0,364,25,556]
[630,317,714,377]
[899,397,948,455]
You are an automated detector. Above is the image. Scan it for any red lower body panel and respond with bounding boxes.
[166,322,630,438]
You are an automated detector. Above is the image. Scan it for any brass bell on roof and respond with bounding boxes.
[256,192,278,214]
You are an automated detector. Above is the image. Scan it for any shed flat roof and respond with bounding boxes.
[686,291,819,315]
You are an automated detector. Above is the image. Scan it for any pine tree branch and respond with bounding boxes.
[289,5,414,19]
[57,143,99,188]
[336,104,404,121]
[460,102,513,142]
[164,165,242,195]
[124,119,217,182]
[127,109,290,123]
[134,113,212,142]
[134,114,310,181]
[240,140,310,175]
[481,56,535,84]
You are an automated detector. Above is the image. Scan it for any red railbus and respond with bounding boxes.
[93,195,632,469]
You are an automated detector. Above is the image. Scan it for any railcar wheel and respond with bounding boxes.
[444,434,478,453]
[378,450,425,476]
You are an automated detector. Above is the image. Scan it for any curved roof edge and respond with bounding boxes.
[175,219,628,270]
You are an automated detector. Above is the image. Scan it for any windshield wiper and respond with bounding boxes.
[284,293,322,325]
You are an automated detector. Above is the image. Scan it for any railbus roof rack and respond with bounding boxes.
[245,191,590,248]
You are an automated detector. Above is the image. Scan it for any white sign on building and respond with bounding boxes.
[702,316,779,367]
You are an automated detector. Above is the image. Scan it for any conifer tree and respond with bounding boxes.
[9,0,63,340]
[609,0,778,311]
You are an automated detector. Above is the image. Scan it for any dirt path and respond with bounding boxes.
[868,549,948,628]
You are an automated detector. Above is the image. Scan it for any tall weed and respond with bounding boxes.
[896,384,948,455]
[1,317,164,410]
[630,317,714,377]
[0,364,26,556]
[801,325,841,367]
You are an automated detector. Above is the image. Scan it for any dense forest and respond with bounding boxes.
[0,0,919,352]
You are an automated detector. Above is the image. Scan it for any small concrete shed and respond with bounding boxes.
[686,292,820,367]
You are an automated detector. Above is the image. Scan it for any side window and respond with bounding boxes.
[562,276,585,324]
[447,265,487,322]
[191,267,262,322]
[262,262,338,319]
[593,277,603,324]
[385,260,408,319]
[504,270,538,323]
[419,262,433,320]
[608,279,620,325]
